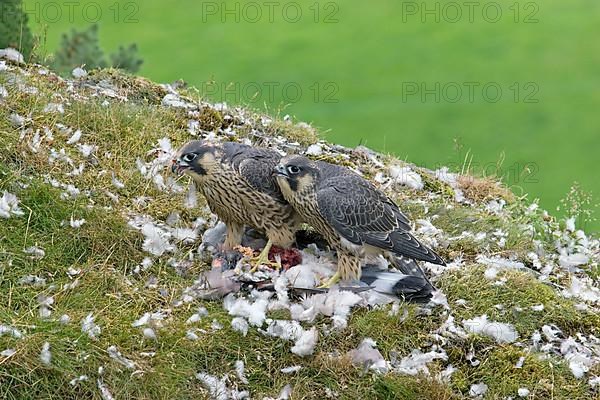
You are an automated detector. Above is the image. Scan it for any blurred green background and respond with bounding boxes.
[25,0,600,232]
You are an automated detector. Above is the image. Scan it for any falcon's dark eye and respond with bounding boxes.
[287,165,301,175]
[182,153,197,163]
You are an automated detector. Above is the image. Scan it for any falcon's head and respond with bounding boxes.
[172,140,218,181]
[274,155,319,198]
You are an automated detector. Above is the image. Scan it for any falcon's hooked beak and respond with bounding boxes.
[274,164,289,178]
[171,159,191,175]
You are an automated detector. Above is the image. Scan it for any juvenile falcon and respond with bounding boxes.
[172,140,301,266]
[274,155,444,287]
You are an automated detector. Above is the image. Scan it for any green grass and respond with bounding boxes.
[24,0,600,232]
[1,64,599,399]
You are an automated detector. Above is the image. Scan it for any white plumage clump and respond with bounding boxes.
[396,348,448,376]
[389,165,424,190]
[141,223,174,256]
[195,371,249,400]
[224,292,270,327]
[81,313,101,339]
[0,191,24,218]
[39,342,51,365]
[107,345,136,369]
[348,338,388,373]
[463,315,519,344]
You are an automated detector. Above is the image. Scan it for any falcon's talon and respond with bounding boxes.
[248,258,281,273]
[317,271,342,289]
[248,239,281,272]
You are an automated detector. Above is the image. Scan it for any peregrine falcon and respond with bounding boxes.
[274,155,444,286]
[172,141,301,266]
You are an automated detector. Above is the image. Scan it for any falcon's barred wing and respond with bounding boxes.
[221,142,285,202]
[316,175,445,265]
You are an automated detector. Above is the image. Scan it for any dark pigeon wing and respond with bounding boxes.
[221,142,285,202]
[316,174,445,265]
[361,266,433,303]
